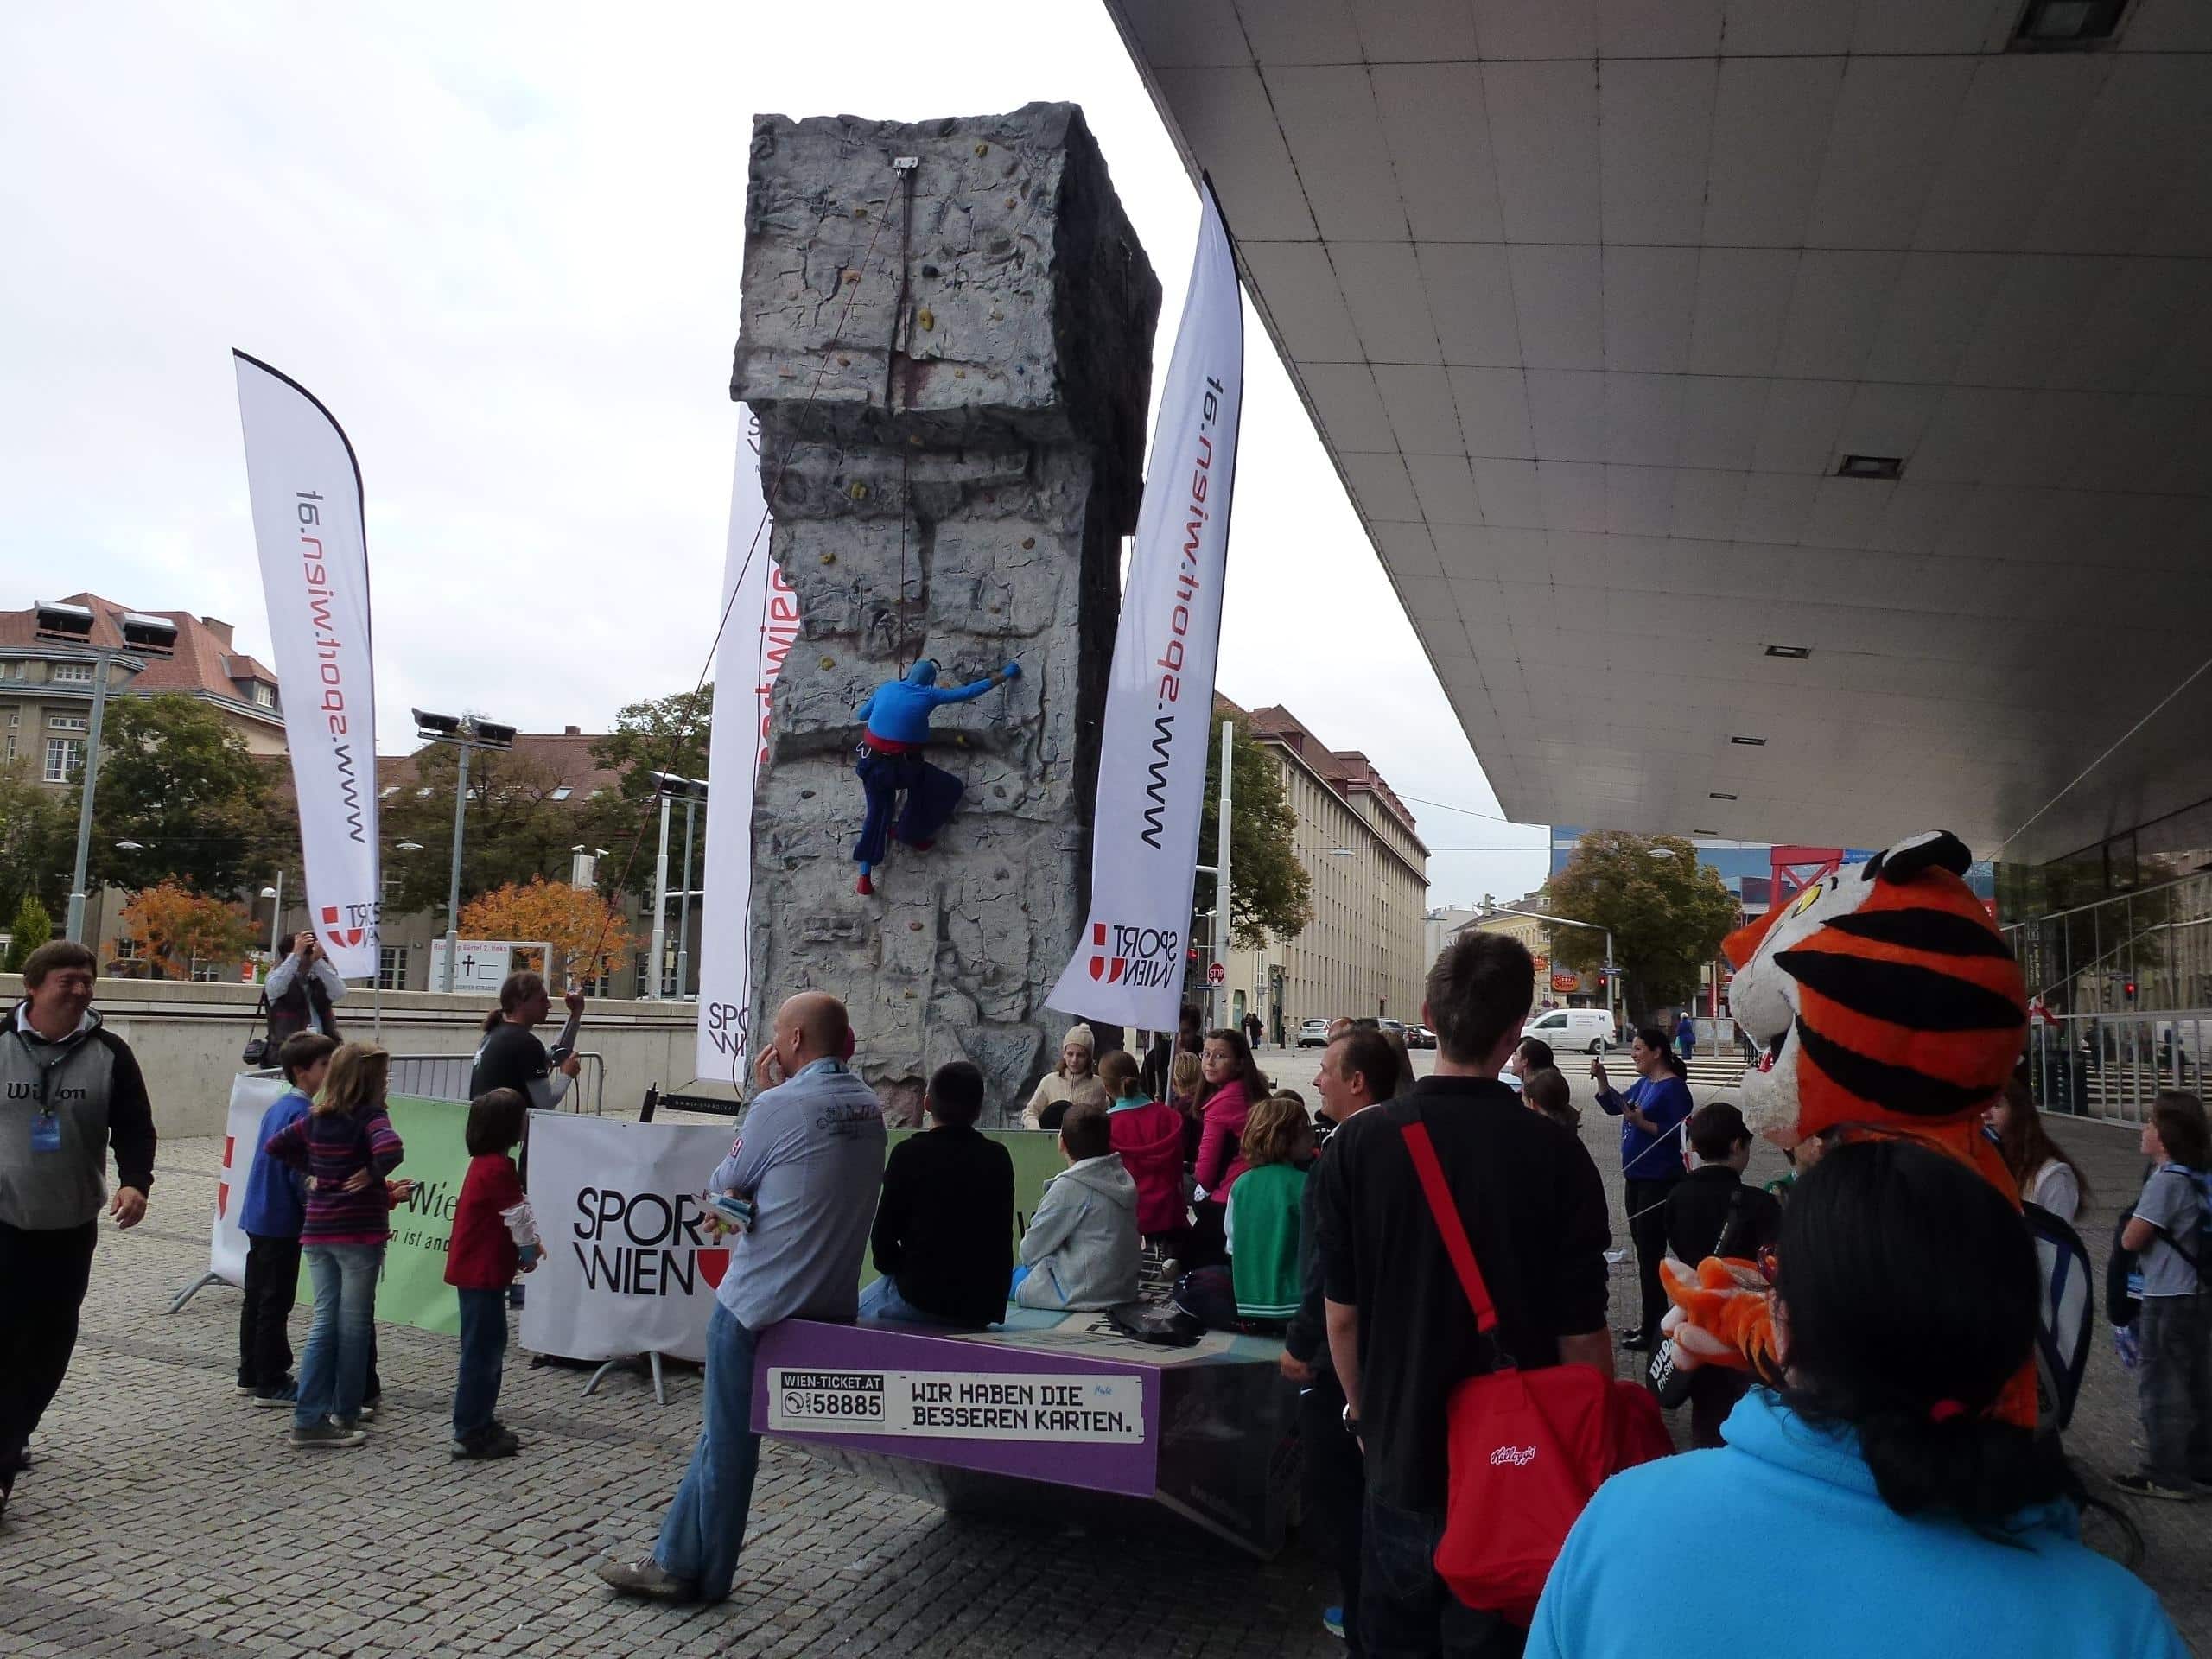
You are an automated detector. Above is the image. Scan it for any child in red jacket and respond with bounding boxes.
[445,1089,538,1459]
[1098,1052,1189,1246]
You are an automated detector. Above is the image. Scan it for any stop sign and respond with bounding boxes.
[1206,961,1226,986]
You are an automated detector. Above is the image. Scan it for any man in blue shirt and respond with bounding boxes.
[849,658,1019,895]
[237,1032,336,1404]
[595,991,886,1605]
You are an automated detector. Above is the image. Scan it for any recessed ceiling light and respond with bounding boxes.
[1709,791,1738,801]
[1835,454,1904,480]
[1764,645,1811,659]
[2012,0,2127,48]
[1730,735,1767,747]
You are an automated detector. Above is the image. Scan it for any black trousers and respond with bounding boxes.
[238,1232,302,1390]
[0,1219,99,1484]
[1624,1178,1679,1344]
[1300,1374,1365,1656]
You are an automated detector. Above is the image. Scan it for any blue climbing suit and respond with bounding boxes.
[851,660,1017,874]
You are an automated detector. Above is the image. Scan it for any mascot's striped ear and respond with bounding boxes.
[1862,830,1972,885]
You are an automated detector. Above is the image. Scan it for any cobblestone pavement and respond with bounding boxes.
[3,1065,2204,1656]
[0,1133,1345,1659]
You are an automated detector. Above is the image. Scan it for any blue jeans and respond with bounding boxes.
[296,1244,382,1431]
[857,1276,964,1326]
[453,1287,509,1437]
[1360,1495,1522,1658]
[653,1302,762,1600]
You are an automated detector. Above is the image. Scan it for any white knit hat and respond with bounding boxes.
[1062,1023,1096,1052]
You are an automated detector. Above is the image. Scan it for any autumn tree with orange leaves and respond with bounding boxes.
[119,882,257,980]
[459,878,634,990]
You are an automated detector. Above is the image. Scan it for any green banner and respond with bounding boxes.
[292,1093,474,1337]
[861,1127,1065,1289]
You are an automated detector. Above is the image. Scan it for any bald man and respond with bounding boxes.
[597,993,886,1605]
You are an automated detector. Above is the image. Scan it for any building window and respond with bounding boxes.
[550,786,572,802]
[377,946,410,991]
[44,737,84,783]
[190,962,226,982]
[252,683,276,709]
[113,937,142,962]
[50,662,94,684]
[48,715,88,732]
[3,737,12,762]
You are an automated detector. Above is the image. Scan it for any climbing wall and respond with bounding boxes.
[733,103,1160,1123]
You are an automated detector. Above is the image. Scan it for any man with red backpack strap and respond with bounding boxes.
[1313,931,1620,1656]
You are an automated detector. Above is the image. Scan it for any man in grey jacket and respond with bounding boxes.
[2,940,156,1516]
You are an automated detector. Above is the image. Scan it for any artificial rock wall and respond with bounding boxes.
[734,103,1160,1124]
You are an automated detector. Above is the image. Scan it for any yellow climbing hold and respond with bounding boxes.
[818,655,836,671]
[917,308,936,332]
[848,481,868,500]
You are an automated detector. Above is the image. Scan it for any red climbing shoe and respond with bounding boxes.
[906,839,935,853]
[855,872,874,896]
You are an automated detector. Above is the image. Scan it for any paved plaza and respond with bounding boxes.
[1,1059,2205,1656]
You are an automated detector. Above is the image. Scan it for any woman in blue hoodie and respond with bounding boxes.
[1529,1140,2187,1659]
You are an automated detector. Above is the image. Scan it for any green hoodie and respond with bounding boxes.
[1226,1162,1307,1319]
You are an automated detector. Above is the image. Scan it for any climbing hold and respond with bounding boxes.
[917,307,936,332]
[953,367,967,379]
[819,655,836,670]
[854,205,869,219]
[820,550,836,565]
[843,270,861,284]
[908,920,924,931]
[975,142,989,158]
[1021,537,1035,550]
[848,480,868,500]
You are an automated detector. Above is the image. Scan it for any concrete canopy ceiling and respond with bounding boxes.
[1106,0,2212,865]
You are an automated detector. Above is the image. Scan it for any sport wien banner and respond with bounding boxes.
[519,1112,735,1364]
[696,406,798,1085]
[1049,184,1243,1030]
[232,352,382,979]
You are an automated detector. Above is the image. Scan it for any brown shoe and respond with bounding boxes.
[594,1554,702,1603]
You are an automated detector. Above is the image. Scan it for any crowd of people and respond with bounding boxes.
[3,929,2206,1656]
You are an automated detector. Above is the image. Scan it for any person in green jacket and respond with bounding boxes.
[1226,1095,1314,1321]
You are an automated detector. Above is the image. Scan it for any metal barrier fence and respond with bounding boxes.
[2026,1014,2212,1126]
[385,1052,606,1114]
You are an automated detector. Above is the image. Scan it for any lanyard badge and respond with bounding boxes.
[30,1109,61,1153]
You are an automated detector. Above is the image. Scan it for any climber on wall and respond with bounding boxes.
[850,658,1021,896]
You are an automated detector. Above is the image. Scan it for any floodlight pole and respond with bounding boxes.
[62,650,118,945]
[646,791,672,1000]
[442,741,472,994]
[675,785,702,1001]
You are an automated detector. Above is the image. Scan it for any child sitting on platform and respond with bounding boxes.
[1098,1050,1188,1247]
[1014,1102,1140,1311]
[1173,1094,1313,1328]
[1168,1050,1205,1165]
[1226,1095,1312,1323]
[863,1061,1016,1326]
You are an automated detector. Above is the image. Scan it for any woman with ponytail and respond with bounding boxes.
[1529,1139,2186,1658]
[467,970,584,1115]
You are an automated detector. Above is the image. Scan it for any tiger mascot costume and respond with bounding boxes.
[1658,829,2041,1427]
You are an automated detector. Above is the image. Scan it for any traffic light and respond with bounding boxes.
[2125,979,2138,1001]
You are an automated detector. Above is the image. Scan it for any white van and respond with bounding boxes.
[1521,1007,1617,1055]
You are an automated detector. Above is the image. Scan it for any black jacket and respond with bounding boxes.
[871,1125,1016,1326]
[1663,1164,1782,1265]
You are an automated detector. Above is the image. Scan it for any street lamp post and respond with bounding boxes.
[412,709,516,993]
[646,772,705,1001]
[1484,899,1618,1034]
[261,877,283,958]
[38,601,175,945]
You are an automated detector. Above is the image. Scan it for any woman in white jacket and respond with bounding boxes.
[1984,1078,2088,1222]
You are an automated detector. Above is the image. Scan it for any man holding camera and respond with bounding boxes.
[263,929,346,1046]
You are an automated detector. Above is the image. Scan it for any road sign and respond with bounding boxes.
[1206,961,1226,987]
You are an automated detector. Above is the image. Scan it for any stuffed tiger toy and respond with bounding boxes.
[1659,830,2037,1426]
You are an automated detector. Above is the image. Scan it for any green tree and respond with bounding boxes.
[1194,718,1313,951]
[378,744,646,917]
[592,686,713,804]
[92,695,276,895]
[3,893,54,972]
[1546,830,1740,1019]
[0,760,74,920]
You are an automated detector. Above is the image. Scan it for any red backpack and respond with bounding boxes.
[1400,1119,1673,1625]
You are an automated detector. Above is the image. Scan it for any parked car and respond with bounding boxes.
[1522,1006,1617,1055]
[1379,1019,1406,1038]
[1403,1023,1436,1050]
[1297,1018,1332,1048]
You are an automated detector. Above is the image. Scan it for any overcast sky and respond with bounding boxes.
[0,3,1551,906]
